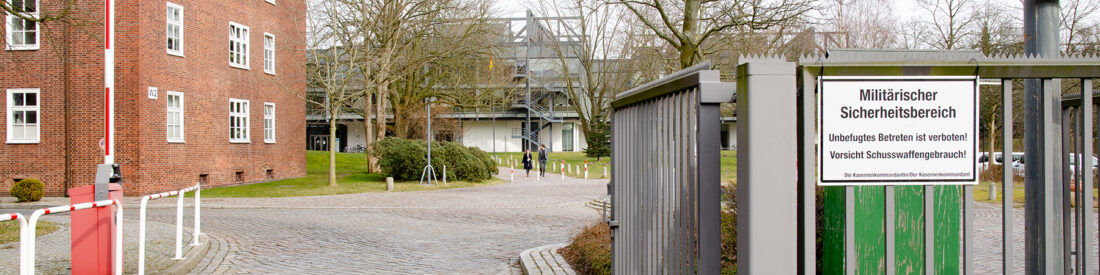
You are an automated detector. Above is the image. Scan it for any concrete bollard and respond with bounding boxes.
[604,165,608,178]
[510,164,514,182]
[584,161,588,179]
[988,181,996,201]
[386,177,394,192]
[443,165,448,186]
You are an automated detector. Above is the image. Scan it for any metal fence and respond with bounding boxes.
[608,62,734,274]
[797,51,1100,274]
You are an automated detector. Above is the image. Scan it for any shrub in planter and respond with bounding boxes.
[562,222,611,275]
[11,178,44,202]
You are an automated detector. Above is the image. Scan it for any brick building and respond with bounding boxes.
[0,0,306,196]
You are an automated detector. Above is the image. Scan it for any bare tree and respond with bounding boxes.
[533,0,638,151]
[615,0,814,68]
[304,1,371,186]
[1061,0,1100,54]
[915,0,978,50]
[822,0,897,48]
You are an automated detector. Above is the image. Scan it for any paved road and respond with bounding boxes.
[973,202,1099,275]
[167,168,606,274]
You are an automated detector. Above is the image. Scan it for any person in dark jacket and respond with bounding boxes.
[522,149,533,177]
[538,144,548,177]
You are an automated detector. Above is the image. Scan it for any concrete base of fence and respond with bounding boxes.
[519,243,575,275]
[386,177,394,192]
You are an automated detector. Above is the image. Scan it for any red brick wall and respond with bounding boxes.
[0,0,306,196]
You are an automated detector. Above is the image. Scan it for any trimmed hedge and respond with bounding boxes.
[11,178,44,202]
[374,137,497,182]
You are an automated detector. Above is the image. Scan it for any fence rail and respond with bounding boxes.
[138,183,202,275]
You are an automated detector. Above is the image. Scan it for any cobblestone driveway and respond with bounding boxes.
[163,168,606,274]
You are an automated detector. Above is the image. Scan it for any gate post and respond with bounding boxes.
[736,56,798,274]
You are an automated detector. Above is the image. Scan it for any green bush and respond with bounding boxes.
[11,178,44,202]
[374,137,495,182]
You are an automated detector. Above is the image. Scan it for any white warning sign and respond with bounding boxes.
[817,76,979,186]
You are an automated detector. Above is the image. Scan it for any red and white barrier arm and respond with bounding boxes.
[27,200,122,275]
[139,183,200,275]
[2,213,28,275]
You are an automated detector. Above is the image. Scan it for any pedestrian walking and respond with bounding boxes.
[522,149,533,177]
[538,144,548,177]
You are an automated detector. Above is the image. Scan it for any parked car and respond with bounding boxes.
[978,152,1024,171]
[1010,153,1097,179]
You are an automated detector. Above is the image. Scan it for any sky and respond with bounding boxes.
[492,0,1027,22]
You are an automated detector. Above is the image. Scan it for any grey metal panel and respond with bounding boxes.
[1002,78,1015,275]
[1044,79,1059,275]
[1060,107,1071,275]
[698,103,722,275]
[735,58,797,275]
[799,69,817,275]
[964,185,974,275]
[1082,78,1094,275]
[926,185,935,275]
[846,186,855,275]
[886,186,896,275]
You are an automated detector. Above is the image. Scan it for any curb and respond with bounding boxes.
[157,233,215,275]
[519,243,576,275]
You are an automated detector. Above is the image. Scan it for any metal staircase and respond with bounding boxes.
[512,88,562,149]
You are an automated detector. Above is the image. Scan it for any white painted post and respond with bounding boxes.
[443,165,448,186]
[174,189,184,260]
[191,183,202,246]
[604,165,608,178]
[386,177,394,191]
[510,164,514,182]
[584,161,588,179]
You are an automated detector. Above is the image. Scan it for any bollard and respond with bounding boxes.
[443,165,448,186]
[604,165,608,178]
[510,164,515,182]
[584,161,588,179]
[386,177,394,192]
[988,181,996,201]
[561,164,565,181]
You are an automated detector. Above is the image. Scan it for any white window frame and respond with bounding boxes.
[229,98,250,143]
[263,102,275,143]
[6,88,40,144]
[166,91,185,143]
[263,33,275,75]
[228,22,250,69]
[166,2,184,56]
[5,0,40,51]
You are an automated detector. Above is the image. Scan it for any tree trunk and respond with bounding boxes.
[329,115,338,187]
[376,91,387,146]
[364,91,377,173]
[679,0,701,69]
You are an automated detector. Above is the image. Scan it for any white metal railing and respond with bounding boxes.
[138,183,201,275]
[2,213,27,274]
[26,200,123,275]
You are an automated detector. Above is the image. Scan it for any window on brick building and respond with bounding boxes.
[6,88,39,144]
[166,2,183,56]
[263,33,275,74]
[5,0,39,50]
[229,98,249,143]
[229,22,249,69]
[167,91,184,142]
[264,103,275,143]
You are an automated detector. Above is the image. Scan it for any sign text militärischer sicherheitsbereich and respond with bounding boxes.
[817,76,978,186]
